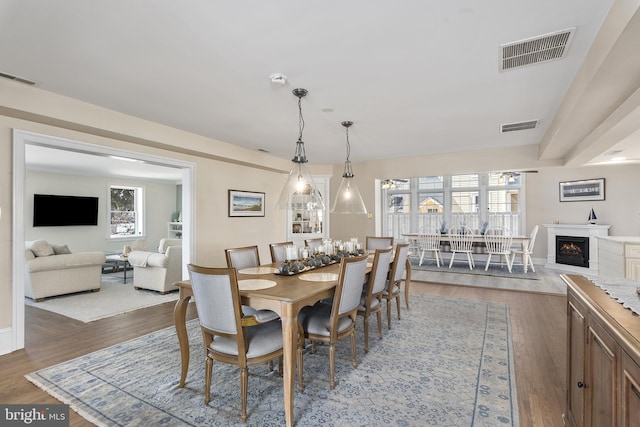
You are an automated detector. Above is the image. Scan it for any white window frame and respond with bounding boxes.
[108,184,145,240]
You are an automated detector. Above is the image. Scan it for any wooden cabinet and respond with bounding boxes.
[563,274,640,427]
[598,237,640,280]
[168,222,182,239]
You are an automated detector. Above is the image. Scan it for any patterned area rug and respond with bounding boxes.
[26,294,519,426]
[24,275,178,322]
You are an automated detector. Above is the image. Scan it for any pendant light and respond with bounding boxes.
[276,88,325,210]
[331,121,368,214]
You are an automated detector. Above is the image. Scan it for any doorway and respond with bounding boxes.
[12,129,195,352]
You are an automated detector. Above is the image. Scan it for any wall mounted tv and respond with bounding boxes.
[33,194,99,227]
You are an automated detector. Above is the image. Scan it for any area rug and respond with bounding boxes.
[26,294,519,426]
[411,257,540,280]
[24,275,178,322]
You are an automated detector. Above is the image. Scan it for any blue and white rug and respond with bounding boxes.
[26,294,519,426]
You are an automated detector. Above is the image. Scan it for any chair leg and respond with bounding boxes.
[419,249,425,266]
[376,310,383,340]
[351,330,357,368]
[205,357,213,405]
[435,251,441,267]
[395,295,401,320]
[467,253,474,270]
[329,343,336,390]
[449,251,456,268]
[485,253,492,271]
[363,316,370,353]
[240,366,248,422]
[505,254,513,273]
[386,299,392,329]
[528,253,536,272]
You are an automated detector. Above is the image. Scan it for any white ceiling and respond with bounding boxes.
[3,0,639,175]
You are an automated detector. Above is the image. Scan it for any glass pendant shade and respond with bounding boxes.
[276,88,325,210]
[330,121,367,214]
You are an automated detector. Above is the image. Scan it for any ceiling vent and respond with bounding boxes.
[0,71,37,85]
[501,120,539,133]
[500,28,575,71]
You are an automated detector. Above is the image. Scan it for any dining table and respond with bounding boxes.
[402,232,532,273]
[172,255,411,427]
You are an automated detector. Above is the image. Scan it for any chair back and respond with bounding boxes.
[389,243,410,283]
[418,227,441,250]
[187,265,242,336]
[368,248,393,296]
[333,255,368,316]
[269,241,293,263]
[225,245,260,270]
[483,227,513,253]
[366,236,394,250]
[448,226,474,251]
[305,238,323,253]
[527,225,539,253]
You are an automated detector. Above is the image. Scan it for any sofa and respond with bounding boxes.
[127,238,182,294]
[25,240,106,302]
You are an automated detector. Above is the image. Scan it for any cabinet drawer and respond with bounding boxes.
[625,244,640,258]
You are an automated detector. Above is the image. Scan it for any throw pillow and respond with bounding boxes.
[29,240,55,257]
[52,244,72,255]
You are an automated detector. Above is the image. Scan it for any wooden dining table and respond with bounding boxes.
[173,255,411,427]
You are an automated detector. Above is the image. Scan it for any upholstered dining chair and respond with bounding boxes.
[304,238,323,253]
[447,225,475,270]
[418,226,442,267]
[483,226,514,273]
[357,247,393,353]
[365,236,394,250]
[225,245,260,270]
[382,243,410,329]
[187,264,283,422]
[269,241,293,263]
[297,255,368,390]
[511,225,539,273]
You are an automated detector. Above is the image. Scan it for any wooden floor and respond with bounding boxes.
[0,281,566,427]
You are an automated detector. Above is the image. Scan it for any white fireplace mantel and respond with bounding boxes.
[544,224,611,272]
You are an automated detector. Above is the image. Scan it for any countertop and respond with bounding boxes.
[597,236,640,243]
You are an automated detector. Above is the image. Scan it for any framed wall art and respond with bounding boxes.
[228,190,265,217]
[559,178,605,202]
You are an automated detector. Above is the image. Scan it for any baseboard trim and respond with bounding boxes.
[0,327,14,355]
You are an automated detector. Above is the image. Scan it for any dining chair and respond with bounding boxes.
[365,236,394,250]
[382,243,410,329]
[418,226,442,267]
[357,247,393,352]
[304,238,323,253]
[269,241,293,263]
[447,225,475,270]
[225,245,260,270]
[511,225,539,273]
[483,226,514,272]
[187,264,283,422]
[297,255,368,390]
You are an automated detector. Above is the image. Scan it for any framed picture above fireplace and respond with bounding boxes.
[559,178,605,202]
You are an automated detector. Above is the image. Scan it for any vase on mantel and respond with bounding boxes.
[588,208,597,225]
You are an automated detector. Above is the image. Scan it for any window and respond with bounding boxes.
[382,173,524,241]
[109,185,144,238]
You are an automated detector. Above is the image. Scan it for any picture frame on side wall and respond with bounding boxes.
[559,178,605,202]
[228,190,265,217]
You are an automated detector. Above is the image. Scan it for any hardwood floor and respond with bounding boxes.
[0,281,566,427]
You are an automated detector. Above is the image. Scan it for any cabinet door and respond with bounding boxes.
[620,350,640,427]
[566,300,586,427]
[586,317,617,427]
[625,258,640,280]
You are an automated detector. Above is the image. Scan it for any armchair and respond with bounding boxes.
[128,238,182,294]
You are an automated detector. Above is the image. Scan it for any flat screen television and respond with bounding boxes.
[33,194,99,227]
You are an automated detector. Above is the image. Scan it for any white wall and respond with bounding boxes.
[25,170,178,253]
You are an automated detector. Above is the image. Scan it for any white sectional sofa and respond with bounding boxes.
[25,240,106,302]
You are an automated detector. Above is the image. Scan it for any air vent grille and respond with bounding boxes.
[501,120,539,133]
[0,71,37,85]
[500,28,575,71]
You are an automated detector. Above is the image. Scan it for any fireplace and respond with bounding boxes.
[556,236,590,268]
